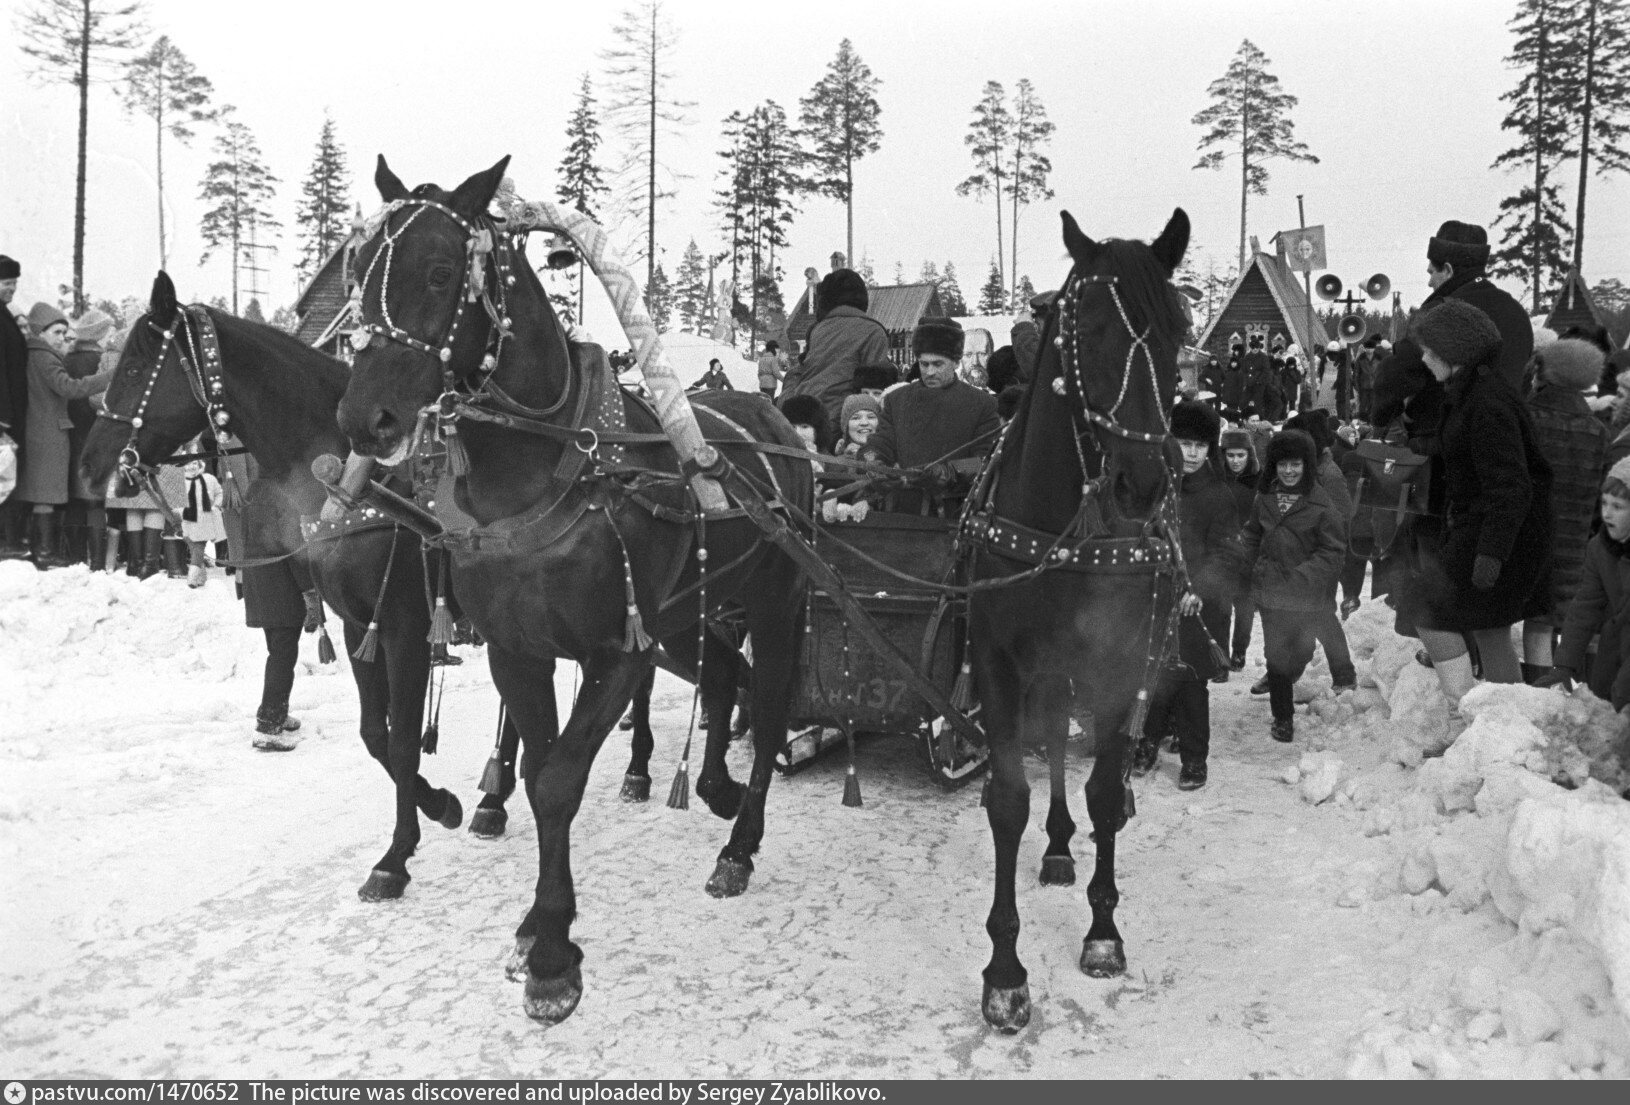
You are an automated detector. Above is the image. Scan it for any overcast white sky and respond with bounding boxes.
[3,0,1628,338]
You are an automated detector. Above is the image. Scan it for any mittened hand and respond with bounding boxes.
[1471,554,1502,590]
[301,589,325,633]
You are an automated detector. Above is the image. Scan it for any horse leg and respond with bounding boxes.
[704,568,797,898]
[973,637,1032,1032]
[345,621,393,776]
[500,663,557,980]
[618,664,657,802]
[497,646,650,1024]
[1080,705,1130,978]
[658,627,744,821]
[1036,679,1078,887]
[472,704,521,838]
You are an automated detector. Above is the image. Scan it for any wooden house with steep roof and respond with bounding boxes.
[1194,250,1324,365]
[1545,268,1610,338]
[785,281,945,366]
[293,240,359,358]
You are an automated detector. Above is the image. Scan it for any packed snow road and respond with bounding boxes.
[2,563,1626,1078]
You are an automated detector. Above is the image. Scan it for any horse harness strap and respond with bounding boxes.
[962,511,1174,575]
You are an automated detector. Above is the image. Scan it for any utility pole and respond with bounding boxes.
[1297,195,1317,407]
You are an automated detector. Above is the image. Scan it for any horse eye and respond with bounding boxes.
[429,266,454,288]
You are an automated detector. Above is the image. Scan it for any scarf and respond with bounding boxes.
[1272,479,1302,516]
[185,474,212,522]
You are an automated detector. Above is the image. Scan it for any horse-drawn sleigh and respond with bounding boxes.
[89,151,1193,1034]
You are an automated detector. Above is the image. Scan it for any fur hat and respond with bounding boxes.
[1283,408,1334,455]
[1605,456,1630,498]
[852,361,898,393]
[72,307,115,343]
[997,385,1023,422]
[1262,429,1317,492]
[1539,338,1606,391]
[1532,325,1559,351]
[1169,398,1221,443]
[1410,299,1501,370]
[26,301,67,335]
[779,393,827,432]
[912,316,964,362]
[986,346,1019,392]
[816,269,868,319]
[0,255,18,281]
[840,392,881,430]
[1427,220,1491,270]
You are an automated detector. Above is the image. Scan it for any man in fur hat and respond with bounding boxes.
[779,268,891,429]
[0,255,29,559]
[864,317,999,514]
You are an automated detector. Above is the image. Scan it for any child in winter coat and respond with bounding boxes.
[1237,429,1348,743]
[180,458,226,587]
[823,392,881,523]
[1134,400,1239,790]
[1220,426,1260,669]
[1540,457,1630,709]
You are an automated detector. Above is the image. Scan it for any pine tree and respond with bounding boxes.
[243,298,264,323]
[1492,0,1577,308]
[269,304,297,333]
[17,0,147,313]
[715,101,802,351]
[1559,0,1630,272]
[977,258,1006,314]
[601,1,692,297]
[1006,80,1055,307]
[798,38,883,266]
[121,35,215,270]
[893,260,906,285]
[956,82,1011,291]
[647,260,673,331]
[198,107,279,315]
[1011,275,1036,313]
[939,261,968,317]
[1192,40,1319,271]
[673,238,710,333]
[750,273,785,342]
[857,252,876,286]
[557,73,608,318]
[296,113,351,284]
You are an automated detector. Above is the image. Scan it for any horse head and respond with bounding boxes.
[1046,207,1190,524]
[81,271,214,496]
[337,154,519,463]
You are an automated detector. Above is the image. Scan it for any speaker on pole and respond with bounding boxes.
[1364,273,1391,300]
[1315,274,1343,302]
[1338,313,1368,344]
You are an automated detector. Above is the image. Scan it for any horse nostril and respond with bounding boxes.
[370,408,399,441]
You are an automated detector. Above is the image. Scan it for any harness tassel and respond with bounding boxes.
[429,596,455,647]
[666,757,690,811]
[950,661,974,713]
[842,728,863,809]
[479,705,508,795]
[621,573,652,653]
[444,422,471,479]
[219,466,244,512]
[317,624,337,665]
[353,621,379,663]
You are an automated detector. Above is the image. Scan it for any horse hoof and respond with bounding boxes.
[523,964,583,1024]
[620,773,651,803]
[705,858,752,898]
[468,807,508,839]
[1080,938,1126,977]
[1040,855,1076,887]
[437,791,464,830]
[505,937,535,983]
[981,982,1032,1033]
[696,777,744,821]
[358,869,409,901]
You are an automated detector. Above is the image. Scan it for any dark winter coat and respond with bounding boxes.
[1554,531,1630,709]
[1414,359,1554,632]
[1220,357,1246,412]
[779,305,891,428]
[1240,433,1347,612]
[1527,383,1608,617]
[1199,360,1224,398]
[17,337,112,504]
[64,340,106,501]
[1242,351,1283,420]
[865,378,999,512]
[0,308,27,445]
[240,478,312,630]
[1171,462,1241,680]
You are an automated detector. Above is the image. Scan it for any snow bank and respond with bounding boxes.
[1319,600,1630,1078]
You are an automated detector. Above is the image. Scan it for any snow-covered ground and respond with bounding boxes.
[2,560,1627,1079]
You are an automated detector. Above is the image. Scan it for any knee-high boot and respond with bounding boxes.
[138,528,164,580]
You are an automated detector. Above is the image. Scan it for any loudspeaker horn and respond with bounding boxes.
[1315,274,1343,301]
[1364,273,1391,300]
[1338,313,1368,344]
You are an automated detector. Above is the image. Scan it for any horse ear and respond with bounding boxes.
[450,155,512,218]
[376,155,409,202]
[1150,208,1191,276]
[150,271,178,321]
[1061,211,1097,266]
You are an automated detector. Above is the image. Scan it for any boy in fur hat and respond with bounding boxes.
[1133,399,1238,789]
[864,317,999,515]
[778,393,829,454]
[1539,457,1630,710]
[1219,426,1260,669]
[1237,428,1348,742]
[1282,409,1357,689]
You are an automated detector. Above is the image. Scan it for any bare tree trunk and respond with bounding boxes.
[156,108,167,270]
[73,0,91,315]
[1573,0,1599,275]
[993,163,1005,294]
[646,6,657,299]
[1534,7,1548,311]
[845,152,854,270]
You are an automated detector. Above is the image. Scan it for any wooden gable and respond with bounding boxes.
[293,242,357,357]
[1545,268,1609,337]
[1195,253,1322,363]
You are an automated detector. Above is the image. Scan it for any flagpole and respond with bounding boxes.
[1297,195,1321,412]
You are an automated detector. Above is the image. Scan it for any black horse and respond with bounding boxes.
[335,157,810,1024]
[80,272,534,899]
[966,210,1190,1031]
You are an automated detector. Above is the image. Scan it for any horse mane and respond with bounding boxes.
[207,308,350,396]
[1094,238,1185,343]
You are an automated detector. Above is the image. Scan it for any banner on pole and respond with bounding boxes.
[1276,225,1327,272]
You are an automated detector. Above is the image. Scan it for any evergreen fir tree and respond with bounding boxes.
[647,260,674,331]
[714,101,802,351]
[243,298,264,323]
[1192,40,1319,271]
[674,238,710,333]
[1011,275,1036,313]
[798,38,883,265]
[198,107,279,315]
[269,304,297,333]
[893,260,906,285]
[938,261,968,317]
[557,73,608,318]
[751,274,785,342]
[956,82,1011,292]
[1492,0,1577,308]
[296,113,351,284]
[977,259,1006,314]
[1006,80,1055,307]
[17,0,146,312]
[121,35,216,270]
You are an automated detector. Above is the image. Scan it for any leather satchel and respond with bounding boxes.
[1350,439,1434,554]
